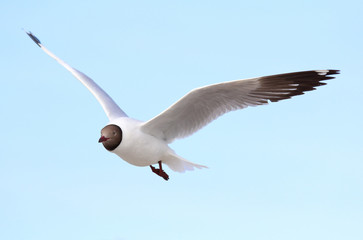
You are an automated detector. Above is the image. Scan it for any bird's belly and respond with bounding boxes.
[111,130,170,167]
[113,148,162,166]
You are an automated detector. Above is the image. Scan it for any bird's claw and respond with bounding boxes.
[150,164,169,181]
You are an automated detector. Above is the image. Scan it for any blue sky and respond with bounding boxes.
[1,0,363,239]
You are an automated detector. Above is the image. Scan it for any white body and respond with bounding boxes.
[109,117,168,166]
[108,117,204,172]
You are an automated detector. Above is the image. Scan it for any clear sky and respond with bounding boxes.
[1,0,362,239]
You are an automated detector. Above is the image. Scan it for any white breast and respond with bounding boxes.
[108,117,171,167]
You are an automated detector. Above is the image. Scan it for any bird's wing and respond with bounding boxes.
[141,70,339,143]
[26,31,127,120]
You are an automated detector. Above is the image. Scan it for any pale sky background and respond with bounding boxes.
[1,0,363,240]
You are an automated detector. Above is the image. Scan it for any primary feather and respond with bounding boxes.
[141,70,339,143]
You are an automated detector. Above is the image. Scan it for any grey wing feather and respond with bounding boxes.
[141,70,339,143]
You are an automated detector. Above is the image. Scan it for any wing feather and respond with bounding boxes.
[26,31,127,120]
[141,70,339,143]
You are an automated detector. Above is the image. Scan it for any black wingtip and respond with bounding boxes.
[25,31,41,47]
[327,69,340,75]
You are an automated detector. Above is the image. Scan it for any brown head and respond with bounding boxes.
[98,124,122,151]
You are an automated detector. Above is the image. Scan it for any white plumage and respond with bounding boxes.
[26,31,339,179]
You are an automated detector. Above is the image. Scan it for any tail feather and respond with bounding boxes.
[163,152,208,173]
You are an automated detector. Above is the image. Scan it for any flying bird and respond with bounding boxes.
[26,31,339,180]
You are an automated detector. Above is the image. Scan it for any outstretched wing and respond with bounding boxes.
[141,70,339,143]
[26,31,127,121]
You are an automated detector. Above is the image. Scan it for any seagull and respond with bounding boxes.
[26,31,339,181]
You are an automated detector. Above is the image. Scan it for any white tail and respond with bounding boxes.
[164,152,208,173]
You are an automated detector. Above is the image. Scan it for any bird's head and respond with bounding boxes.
[99,124,122,151]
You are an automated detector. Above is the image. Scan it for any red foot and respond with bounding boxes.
[150,161,169,181]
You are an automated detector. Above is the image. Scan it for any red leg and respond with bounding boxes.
[150,161,169,181]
